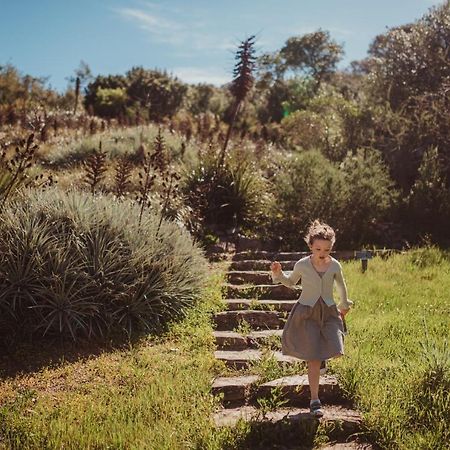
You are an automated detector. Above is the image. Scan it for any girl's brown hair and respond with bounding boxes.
[304,219,336,246]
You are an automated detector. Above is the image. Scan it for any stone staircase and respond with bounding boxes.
[211,250,372,449]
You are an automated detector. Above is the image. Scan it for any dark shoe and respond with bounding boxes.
[309,399,324,418]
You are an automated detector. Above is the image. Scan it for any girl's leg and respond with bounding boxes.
[307,360,321,400]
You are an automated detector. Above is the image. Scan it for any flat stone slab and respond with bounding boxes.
[256,374,344,406]
[214,349,300,370]
[225,284,300,300]
[213,310,287,331]
[248,329,283,342]
[213,330,249,350]
[230,260,297,271]
[232,251,357,262]
[233,251,310,261]
[227,271,272,285]
[321,443,373,450]
[211,373,343,406]
[211,375,259,404]
[213,405,362,433]
[223,299,296,312]
[214,329,282,350]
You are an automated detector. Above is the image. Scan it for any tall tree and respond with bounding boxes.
[279,30,344,88]
[126,67,187,121]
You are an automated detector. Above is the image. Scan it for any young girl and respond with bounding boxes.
[270,219,353,418]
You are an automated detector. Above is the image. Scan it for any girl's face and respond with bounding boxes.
[308,238,333,260]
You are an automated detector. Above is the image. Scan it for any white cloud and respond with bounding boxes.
[171,67,230,86]
[114,7,183,42]
[114,6,235,52]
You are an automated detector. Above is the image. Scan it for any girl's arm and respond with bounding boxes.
[334,265,354,311]
[271,261,302,288]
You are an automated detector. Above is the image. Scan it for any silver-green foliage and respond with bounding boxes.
[0,187,208,341]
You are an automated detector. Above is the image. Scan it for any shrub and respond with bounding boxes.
[339,148,399,246]
[269,149,347,249]
[182,146,267,239]
[0,187,208,343]
[406,146,450,242]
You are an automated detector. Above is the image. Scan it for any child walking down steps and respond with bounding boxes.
[270,220,353,418]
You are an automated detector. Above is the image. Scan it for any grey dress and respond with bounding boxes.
[281,270,346,361]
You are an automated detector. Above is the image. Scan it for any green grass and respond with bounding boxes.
[1,248,449,449]
[330,246,450,449]
[0,272,231,450]
[40,124,200,170]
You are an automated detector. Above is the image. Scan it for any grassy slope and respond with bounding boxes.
[1,249,449,449]
[330,247,450,449]
[0,272,229,450]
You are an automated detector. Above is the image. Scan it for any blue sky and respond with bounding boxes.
[0,0,443,91]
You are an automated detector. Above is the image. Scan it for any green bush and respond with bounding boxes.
[339,147,399,246]
[267,147,399,248]
[269,149,347,249]
[182,146,268,237]
[0,187,208,342]
[406,147,450,242]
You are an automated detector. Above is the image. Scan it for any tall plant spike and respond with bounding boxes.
[83,141,107,194]
[136,143,156,225]
[151,127,168,174]
[156,168,182,236]
[219,35,257,168]
[114,154,133,197]
[0,132,38,212]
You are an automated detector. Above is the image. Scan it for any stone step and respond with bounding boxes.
[214,349,299,370]
[256,374,343,406]
[214,329,283,350]
[211,374,260,404]
[213,405,362,442]
[230,260,297,271]
[233,251,310,261]
[225,284,300,300]
[227,270,272,285]
[224,298,297,312]
[213,310,287,331]
[212,374,343,407]
[320,443,373,450]
[233,250,357,262]
[214,330,248,350]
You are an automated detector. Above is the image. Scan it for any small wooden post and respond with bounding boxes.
[355,250,373,273]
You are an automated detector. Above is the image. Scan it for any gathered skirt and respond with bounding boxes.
[281,297,345,361]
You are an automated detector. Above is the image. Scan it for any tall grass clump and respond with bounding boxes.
[0,187,208,343]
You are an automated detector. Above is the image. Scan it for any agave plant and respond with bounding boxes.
[0,216,54,323]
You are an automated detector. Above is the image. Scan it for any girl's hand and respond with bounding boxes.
[339,308,350,319]
[270,261,282,274]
